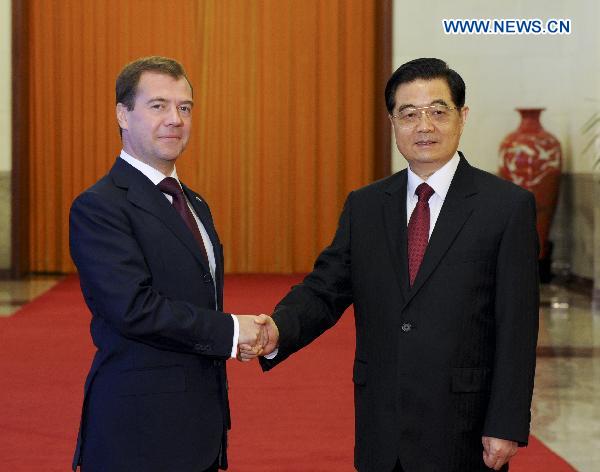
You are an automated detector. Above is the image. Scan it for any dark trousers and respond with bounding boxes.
[392,459,405,472]
[81,457,219,472]
[390,458,509,471]
[202,457,220,472]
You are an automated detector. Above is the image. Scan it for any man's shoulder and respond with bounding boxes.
[351,170,406,199]
[74,172,120,204]
[86,172,115,192]
[467,164,533,201]
[71,159,130,211]
[75,157,147,200]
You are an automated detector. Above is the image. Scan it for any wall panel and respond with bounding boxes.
[20,0,388,273]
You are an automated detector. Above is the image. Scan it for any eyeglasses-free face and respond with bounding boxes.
[389,78,469,179]
[116,71,194,175]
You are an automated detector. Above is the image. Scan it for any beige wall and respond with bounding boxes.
[0,0,10,271]
[391,0,600,175]
[0,0,10,173]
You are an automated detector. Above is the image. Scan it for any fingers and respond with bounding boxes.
[236,314,263,346]
[236,343,260,362]
[254,314,271,349]
[482,437,518,470]
[261,316,280,356]
[237,344,258,362]
[235,314,279,361]
[482,436,493,468]
[257,322,269,351]
[483,449,502,470]
[254,313,270,325]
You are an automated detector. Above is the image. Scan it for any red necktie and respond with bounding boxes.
[407,182,434,286]
[158,177,209,264]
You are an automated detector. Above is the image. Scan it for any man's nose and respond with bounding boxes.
[416,110,434,131]
[165,106,184,125]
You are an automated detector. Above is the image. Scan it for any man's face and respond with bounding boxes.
[390,78,468,178]
[116,71,193,173]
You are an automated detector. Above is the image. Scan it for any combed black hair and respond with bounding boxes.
[384,58,465,114]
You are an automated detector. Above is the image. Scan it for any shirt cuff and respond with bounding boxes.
[264,348,278,359]
[230,314,239,358]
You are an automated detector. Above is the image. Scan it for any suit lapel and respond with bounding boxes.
[183,185,220,257]
[110,158,211,272]
[183,185,225,308]
[402,156,478,308]
[382,170,410,302]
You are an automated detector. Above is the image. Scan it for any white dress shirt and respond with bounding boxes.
[119,150,239,358]
[406,152,461,236]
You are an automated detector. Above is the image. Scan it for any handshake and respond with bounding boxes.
[234,314,279,362]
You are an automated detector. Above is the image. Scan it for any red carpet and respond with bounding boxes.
[0,275,576,471]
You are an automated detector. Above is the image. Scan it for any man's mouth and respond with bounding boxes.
[415,140,437,146]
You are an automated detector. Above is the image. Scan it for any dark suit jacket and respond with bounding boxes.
[70,157,233,471]
[260,155,539,472]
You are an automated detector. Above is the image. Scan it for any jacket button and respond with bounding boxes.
[401,322,412,332]
[203,273,212,284]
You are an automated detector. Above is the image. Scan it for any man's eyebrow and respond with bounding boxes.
[396,103,415,113]
[146,97,194,106]
[396,99,450,112]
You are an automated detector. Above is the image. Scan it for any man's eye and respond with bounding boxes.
[179,106,191,113]
[403,112,417,119]
[151,104,164,110]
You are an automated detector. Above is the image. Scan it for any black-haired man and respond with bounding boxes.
[255,58,539,472]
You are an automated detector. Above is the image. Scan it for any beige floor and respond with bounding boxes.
[535,284,600,471]
[1,276,598,470]
[0,275,63,317]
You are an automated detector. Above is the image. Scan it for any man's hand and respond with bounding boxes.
[482,436,518,470]
[237,314,279,362]
[235,314,268,358]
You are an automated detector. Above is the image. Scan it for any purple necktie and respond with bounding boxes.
[407,182,434,286]
[158,177,209,264]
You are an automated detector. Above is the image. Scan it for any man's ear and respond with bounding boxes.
[457,105,469,134]
[116,103,129,131]
[459,105,469,124]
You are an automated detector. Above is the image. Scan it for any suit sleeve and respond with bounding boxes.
[483,190,539,445]
[260,193,355,371]
[69,190,234,358]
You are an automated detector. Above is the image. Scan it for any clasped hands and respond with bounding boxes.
[235,314,279,362]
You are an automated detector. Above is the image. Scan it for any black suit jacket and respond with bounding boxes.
[261,155,539,472]
[70,158,233,471]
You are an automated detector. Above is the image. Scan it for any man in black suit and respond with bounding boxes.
[70,56,265,472]
[250,58,539,471]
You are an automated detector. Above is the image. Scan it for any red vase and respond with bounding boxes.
[499,108,562,259]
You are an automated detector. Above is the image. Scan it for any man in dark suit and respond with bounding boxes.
[70,56,265,472]
[251,58,539,471]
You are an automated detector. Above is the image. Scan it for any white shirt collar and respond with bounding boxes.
[119,150,180,187]
[407,152,461,201]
